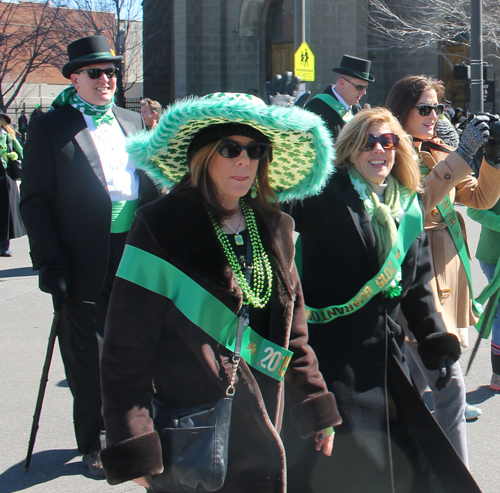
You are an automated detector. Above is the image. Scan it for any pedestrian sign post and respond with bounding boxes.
[294,42,315,82]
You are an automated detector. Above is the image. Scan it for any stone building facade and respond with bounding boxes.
[143,0,499,113]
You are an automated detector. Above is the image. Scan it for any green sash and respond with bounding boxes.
[313,94,354,123]
[305,194,423,323]
[111,199,139,233]
[436,195,482,316]
[116,245,293,381]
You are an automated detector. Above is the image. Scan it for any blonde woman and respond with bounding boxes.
[287,107,480,492]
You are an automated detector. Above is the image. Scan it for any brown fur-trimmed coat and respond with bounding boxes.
[100,188,341,492]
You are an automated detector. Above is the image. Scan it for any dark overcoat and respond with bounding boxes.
[99,189,341,492]
[285,169,480,493]
[20,105,159,299]
[304,86,362,141]
[0,165,25,242]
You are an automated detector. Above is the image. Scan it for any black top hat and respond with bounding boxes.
[0,110,11,125]
[62,35,123,79]
[332,55,375,82]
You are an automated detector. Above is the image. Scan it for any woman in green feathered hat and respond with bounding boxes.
[99,92,341,492]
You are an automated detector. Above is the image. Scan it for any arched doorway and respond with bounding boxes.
[266,0,294,81]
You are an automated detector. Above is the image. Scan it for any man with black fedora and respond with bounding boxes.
[305,54,374,141]
[20,35,160,477]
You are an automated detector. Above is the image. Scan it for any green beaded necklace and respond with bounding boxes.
[210,199,273,309]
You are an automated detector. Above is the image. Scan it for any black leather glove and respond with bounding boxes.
[456,114,491,166]
[434,356,454,390]
[265,72,312,107]
[39,261,70,299]
[482,113,500,165]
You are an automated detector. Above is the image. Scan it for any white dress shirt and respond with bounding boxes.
[82,112,139,201]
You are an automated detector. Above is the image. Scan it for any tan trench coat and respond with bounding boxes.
[418,140,500,335]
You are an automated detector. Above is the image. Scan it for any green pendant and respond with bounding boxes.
[235,234,244,246]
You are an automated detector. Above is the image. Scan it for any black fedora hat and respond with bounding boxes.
[62,35,123,79]
[332,55,375,82]
[0,110,11,125]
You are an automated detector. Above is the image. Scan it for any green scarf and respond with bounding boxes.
[348,167,406,297]
[49,86,115,127]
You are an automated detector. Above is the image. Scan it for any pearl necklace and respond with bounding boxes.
[210,200,273,309]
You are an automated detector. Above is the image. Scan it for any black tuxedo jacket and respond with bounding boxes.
[20,105,160,299]
[304,85,362,141]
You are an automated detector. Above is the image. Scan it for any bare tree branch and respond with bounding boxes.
[364,0,500,57]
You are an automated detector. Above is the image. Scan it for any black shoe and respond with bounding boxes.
[0,250,12,257]
[82,450,106,478]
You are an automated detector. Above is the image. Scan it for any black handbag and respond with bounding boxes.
[147,264,250,492]
[147,396,233,492]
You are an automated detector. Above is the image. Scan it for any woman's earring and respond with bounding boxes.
[250,182,257,199]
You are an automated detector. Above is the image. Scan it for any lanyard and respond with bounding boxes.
[305,194,423,323]
[116,245,293,381]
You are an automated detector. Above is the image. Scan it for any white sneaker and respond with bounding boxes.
[464,403,482,421]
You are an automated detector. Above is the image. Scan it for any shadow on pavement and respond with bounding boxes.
[467,385,498,406]
[0,448,105,492]
[0,267,37,279]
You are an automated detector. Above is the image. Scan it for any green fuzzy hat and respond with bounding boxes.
[126,92,335,201]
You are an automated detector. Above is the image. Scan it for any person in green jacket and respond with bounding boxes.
[468,199,500,390]
[0,110,24,256]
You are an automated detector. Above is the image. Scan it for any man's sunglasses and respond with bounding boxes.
[341,76,369,91]
[414,104,444,117]
[74,67,120,79]
[361,133,400,152]
[218,140,270,160]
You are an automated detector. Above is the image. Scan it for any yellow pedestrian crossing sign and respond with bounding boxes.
[294,42,315,82]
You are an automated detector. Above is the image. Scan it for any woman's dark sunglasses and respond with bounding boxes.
[361,133,400,152]
[414,104,444,116]
[74,67,120,79]
[218,140,270,160]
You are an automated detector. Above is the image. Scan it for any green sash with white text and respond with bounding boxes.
[313,94,354,123]
[116,245,293,381]
[437,195,482,316]
[305,193,423,323]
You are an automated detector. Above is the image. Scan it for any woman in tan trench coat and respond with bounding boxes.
[386,75,500,466]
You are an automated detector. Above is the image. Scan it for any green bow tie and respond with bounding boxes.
[93,112,115,127]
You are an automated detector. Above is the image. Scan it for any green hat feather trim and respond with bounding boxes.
[126,92,335,201]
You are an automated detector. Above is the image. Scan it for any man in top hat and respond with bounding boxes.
[20,35,160,477]
[305,54,374,141]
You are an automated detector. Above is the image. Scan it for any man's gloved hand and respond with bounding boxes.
[39,261,70,299]
[456,114,491,166]
[482,113,500,165]
[6,151,18,161]
[435,356,454,390]
[265,72,311,107]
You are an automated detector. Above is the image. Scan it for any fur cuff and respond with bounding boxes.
[100,431,163,485]
[417,332,461,371]
[290,392,342,439]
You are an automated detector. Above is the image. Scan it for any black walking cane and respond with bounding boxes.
[24,298,63,472]
[466,289,500,376]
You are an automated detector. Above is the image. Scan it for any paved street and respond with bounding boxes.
[0,205,499,492]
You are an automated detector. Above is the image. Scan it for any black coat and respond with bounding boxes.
[0,165,25,242]
[20,105,160,299]
[285,169,480,493]
[100,189,341,491]
[304,86,362,141]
